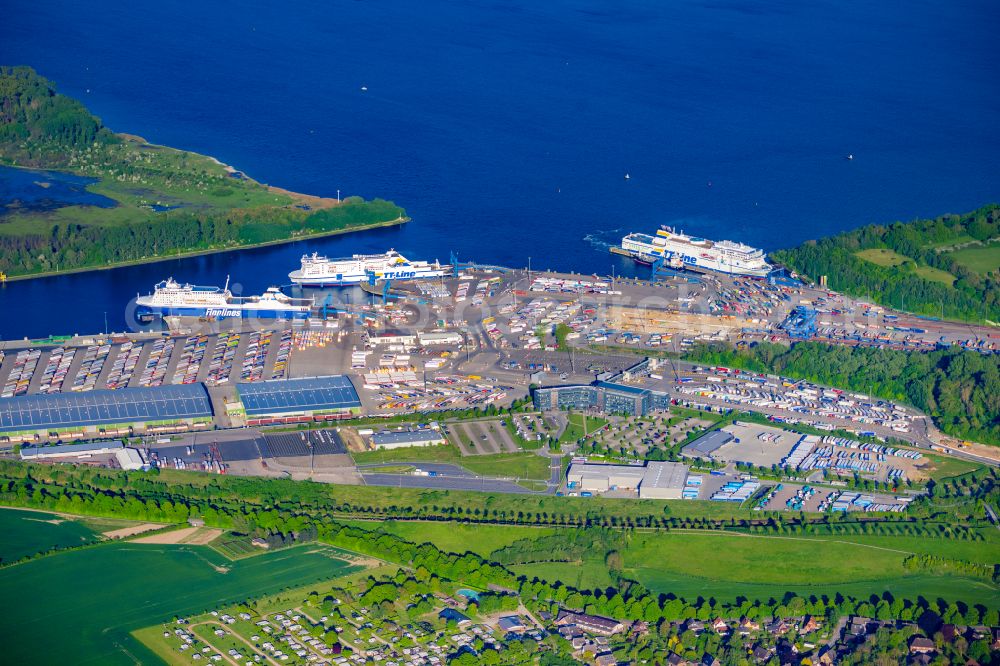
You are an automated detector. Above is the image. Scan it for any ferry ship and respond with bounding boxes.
[288,249,450,286]
[619,226,772,277]
[135,278,313,320]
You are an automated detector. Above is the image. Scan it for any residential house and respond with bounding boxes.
[555,609,625,636]
[909,636,936,655]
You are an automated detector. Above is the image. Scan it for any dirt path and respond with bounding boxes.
[104,523,164,540]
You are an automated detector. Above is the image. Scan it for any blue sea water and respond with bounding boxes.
[0,0,998,338]
[0,165,116,215]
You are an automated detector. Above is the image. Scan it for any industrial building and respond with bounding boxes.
[683,430,735,457]
[417,331,463,346]
[566,461,688,498]
[20,441,149,471]
[370,428,446,449]
[0,384,213,442]
[532,380,653,416]
[236,375,362,426]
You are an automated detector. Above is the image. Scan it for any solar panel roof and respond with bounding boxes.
[236,376,361,415]
[0,384,213,432]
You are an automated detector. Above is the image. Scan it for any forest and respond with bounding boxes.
[771,204,999,323]
[685,341,1000,446]
[0,66,405,277]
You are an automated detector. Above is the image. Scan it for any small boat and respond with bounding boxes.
[846,154,854,160]
[361,85,368,92]
[624,173,631,180]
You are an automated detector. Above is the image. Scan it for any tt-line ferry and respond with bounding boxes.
[135,277,313,320]
[619,226,772,277]
[288,249,450,287]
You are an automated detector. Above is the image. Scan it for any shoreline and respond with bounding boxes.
[1,216,409,283]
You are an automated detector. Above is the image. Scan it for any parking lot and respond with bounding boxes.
[446,418,520,455]
[0,328,296,399]
[711,422,800,467]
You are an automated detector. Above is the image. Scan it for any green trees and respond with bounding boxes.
[772,204,1000,323]
[686,341,1000,445]
[0,67,407,277]
[0,66,118,164]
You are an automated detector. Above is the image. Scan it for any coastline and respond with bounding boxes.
[1,133,409,283]
[0,215,409,283]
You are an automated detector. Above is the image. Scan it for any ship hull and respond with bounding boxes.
[136,305,311,320]
[620,239,771,277]
[290,267,450,286]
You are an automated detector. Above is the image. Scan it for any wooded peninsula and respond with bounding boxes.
[0,66,406,279]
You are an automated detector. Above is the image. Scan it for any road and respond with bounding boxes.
[361,472,536,493]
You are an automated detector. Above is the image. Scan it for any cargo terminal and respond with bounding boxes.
[566,461,689,499]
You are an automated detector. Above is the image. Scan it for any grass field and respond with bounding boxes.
[560,413,610,443]
[921,453,985,480]
[946,243,1000,274]
[352,444,551,480]
[0,507,97,563]
[512,558,616,589]
[338,519,559,556]
[855,248,956,286]
[856,248,911,267]
[623,531,1000,608]
[352,517,1000,609]
[0,542,364,665]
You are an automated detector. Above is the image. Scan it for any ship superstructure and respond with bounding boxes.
[288,249,449,286]
[620,226,772,277]
[135,278,313,320]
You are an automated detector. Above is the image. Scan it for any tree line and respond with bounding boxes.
[685,341,1000,446]
[0,197,404,277]
[771,204,999,323]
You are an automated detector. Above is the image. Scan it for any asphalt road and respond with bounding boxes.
[361,473,535,494]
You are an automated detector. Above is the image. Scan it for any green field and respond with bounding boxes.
[560,412,610,443]
[0,542,364,665]
[946,243,1000,275]
[338,519,559,556]
[623,531,1000,608]
[856,248,911,267]
[368,518,1000,609]
[353,444,552,480]
[921,453,985,480]
[855,248,955,286]
[0,508,97,563]
[512,558,617,589]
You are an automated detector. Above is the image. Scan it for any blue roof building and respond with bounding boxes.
[237,375,361,422]
[0,383,213,437]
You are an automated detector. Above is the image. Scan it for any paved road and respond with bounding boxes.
[357,462,473,477]
[361,473,535,494]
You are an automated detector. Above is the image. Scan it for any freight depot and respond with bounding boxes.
[668,365,923,436]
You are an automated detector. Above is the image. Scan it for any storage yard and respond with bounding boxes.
[1,261,995,499]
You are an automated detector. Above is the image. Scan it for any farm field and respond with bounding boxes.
[0,507,96,563]
[0,542,364,665]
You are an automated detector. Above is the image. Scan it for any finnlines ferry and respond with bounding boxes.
[619,226,772,277]
[288,249,449,286]
[135,277,313,320]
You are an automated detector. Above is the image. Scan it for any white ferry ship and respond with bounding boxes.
[620,226,772,277]
[288,249,450,286]
[135,277,313,320]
